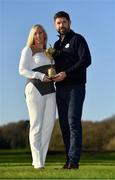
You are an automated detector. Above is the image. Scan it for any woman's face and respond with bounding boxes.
[33,27,45,46]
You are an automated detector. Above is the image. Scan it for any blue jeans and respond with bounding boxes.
[56,84,85,164]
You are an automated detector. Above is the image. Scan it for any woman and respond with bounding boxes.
[19,24,56,169]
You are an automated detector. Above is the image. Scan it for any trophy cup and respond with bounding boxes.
[45,45,56,78]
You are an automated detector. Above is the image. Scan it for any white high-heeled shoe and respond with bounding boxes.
[34,165,44,169]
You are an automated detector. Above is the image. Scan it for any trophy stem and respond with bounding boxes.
[51,60,53,68]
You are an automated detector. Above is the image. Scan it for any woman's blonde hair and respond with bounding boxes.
[26,24,48,49]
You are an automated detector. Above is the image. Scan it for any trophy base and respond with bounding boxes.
[48,68,56,78]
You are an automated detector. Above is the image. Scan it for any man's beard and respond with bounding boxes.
[58,27,69,35]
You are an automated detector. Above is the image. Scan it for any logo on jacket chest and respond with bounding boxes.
[65,43,70,48]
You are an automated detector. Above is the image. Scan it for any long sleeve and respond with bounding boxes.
[65,35,91,75]
[19,47,45,81]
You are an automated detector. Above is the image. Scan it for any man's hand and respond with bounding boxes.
[52,72,67,82]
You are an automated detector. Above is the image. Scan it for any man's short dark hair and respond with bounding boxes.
[54,11,70,21]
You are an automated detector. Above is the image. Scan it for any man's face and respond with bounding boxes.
[54,17,71,35]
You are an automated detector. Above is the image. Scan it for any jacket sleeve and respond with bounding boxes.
[19,47,45,81]
[65,34,91,75]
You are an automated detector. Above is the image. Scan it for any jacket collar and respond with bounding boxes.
[57,29,75,40]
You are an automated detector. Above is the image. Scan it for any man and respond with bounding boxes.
[53,11,91,169]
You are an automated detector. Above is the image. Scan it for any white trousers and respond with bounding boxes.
[25,82,56,168]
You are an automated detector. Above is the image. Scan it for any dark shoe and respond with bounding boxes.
[67,163,79,169]
[62,162,69,169]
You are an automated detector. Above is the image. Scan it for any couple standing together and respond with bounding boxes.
[19,11,91,170]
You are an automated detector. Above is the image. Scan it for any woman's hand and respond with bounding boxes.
[43,75,52,83]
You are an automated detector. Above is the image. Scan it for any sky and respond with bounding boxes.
[0,0,115,125]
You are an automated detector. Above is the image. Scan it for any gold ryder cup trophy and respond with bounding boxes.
[45,45,56,78]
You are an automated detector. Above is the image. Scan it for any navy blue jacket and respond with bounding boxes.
[54,30,91,86]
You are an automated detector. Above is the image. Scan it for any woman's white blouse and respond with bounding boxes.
[19,46,51,81]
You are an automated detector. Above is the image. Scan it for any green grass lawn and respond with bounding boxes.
[0,150,115,179]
